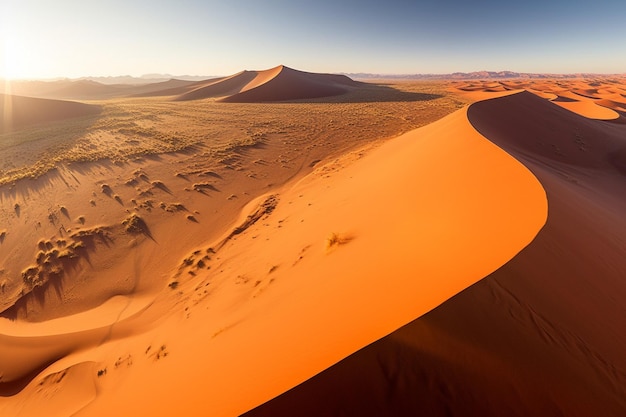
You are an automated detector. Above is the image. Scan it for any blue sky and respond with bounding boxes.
[1,0,625,79]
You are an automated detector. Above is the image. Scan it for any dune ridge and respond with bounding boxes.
[174,65,360,102]
[244,91,626,417]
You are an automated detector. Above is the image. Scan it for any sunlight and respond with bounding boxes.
[1,36,22,80]
[1,33,14,132]
[2,80,12,132]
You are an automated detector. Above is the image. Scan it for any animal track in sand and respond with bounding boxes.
[114,354,133,368]
[292,245,311,266]
[146,345,169,361]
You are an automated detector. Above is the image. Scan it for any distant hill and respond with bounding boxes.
[172,65,360,102]
[78,74,216,85]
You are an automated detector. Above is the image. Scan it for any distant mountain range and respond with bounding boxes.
[5,71,625,86]
[344,71,626,80]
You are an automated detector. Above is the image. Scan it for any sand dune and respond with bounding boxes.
[245,91,626,417]
[5,79,132,100]
[2,78,202,100]
[552,98,619,120]
[0,94,101,132]
[68,105,544,417]
[174,65,360,102]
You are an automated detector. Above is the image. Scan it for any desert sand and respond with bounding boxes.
[1,71,625,417]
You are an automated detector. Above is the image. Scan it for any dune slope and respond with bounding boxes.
[244,91,626,417]
[0,94,101,133]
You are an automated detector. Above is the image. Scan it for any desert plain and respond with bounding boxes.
[0,66,625,416]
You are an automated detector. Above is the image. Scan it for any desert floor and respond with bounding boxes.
[1,74,625,416]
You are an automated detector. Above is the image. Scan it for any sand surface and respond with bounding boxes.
[1,74,625,417]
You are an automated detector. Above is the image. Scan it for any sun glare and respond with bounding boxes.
[1,37,22,81]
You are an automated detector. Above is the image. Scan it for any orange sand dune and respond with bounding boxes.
[554,99,620,120]
[245,91,626,417]
[0,94,101,132]
[73,107,545,417]
[596,98,626,114]
[0,103,546,416]
[174,65,360,102]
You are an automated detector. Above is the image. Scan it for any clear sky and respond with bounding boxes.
[1,0,625,79]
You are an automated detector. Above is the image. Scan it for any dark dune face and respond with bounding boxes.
[243,92,626,417]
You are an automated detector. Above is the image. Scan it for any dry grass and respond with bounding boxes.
[325,232,353,250]
[0,81,466,185]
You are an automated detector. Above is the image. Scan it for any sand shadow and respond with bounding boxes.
[553,96,578,103]
[0,359,58,397]
[281,82,443,104]
[0,169,64,205]
[66,159,119,177]
[151,181,172,194]
[123,214,156,241]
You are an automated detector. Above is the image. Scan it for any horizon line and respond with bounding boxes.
[2,68,626,83]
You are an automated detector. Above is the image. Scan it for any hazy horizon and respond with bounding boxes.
[3,67,626,83]
[1,0,626,80]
